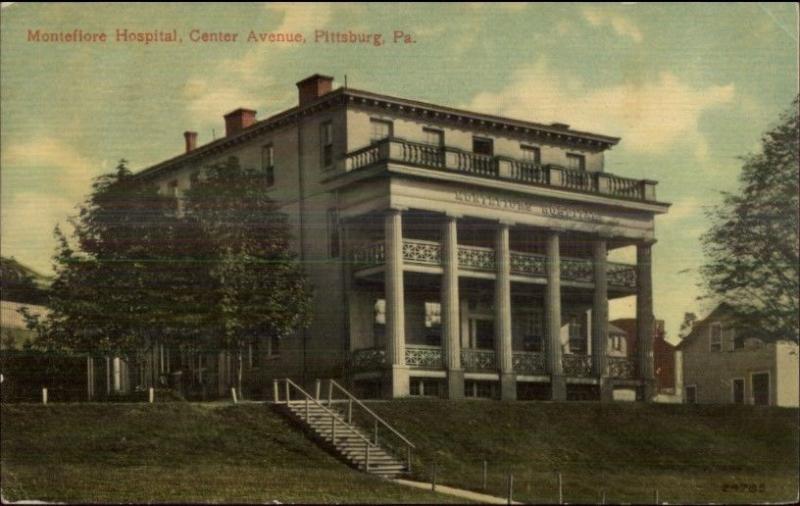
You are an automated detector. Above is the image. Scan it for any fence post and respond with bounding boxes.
[42,388,47,405]
[149,387,154,403]
[273,380,279,403]
[305,398,310,421]
[315,379,321,400]
[601,491,606,504]
[331,415,336,441]
[483,460,488,490]
[654,489,659,504]
[432,462,437,492]
[507,473,513,505]
[365,445,370,471]
[374,420,379,445]
[407,446,412,473]
[558,472,563,505]
[328,380,333,406]
[285,379,290,403]
[231,387,238,403]
[348,399,353,424]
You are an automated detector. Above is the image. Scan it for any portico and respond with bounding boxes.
[343,196,658,401]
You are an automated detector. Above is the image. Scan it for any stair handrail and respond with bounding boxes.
[282,378,376,448]
[328,379,416,449]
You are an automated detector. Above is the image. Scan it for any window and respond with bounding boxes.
[320,121,334,168]
[522,311,544,352]
[424,302,441,346]
[472,137,494,156]
[613,335,623,351]
[262,144,275,187]
[521,145,541,165]
[709,322,722,352]
[374,299,386,346]
[733,333,745,350]
[685,385,697,404]
[465,380,496,399]
[167,180,179,198]
[423,127,444,147]
[267,335,280,357]
[566,153,586,171]
[732,378,745,404]
[327,209,340,258]
[410,378,441,397]
[370,119,393,143]
[567,314,584,354]
[190,171,200,187]
[751,373,770,405]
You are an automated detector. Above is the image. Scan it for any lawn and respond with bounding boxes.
[0,402,461,503]
[364,400,800,504]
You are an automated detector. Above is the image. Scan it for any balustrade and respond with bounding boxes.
[512,351,547,375]
[461,349,497,372]
[405,345,444,369]
[562,354,593,377]
[607,356,636,379]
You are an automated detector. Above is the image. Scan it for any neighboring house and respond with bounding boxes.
[677,304,799,407]
[129,73,670,401]
[610,319,681,402]
[0,299,48,350]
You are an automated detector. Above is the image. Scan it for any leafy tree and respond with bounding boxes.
[24,161,216,374]
[184,156,313,393]
[700,96,799,343]
[678,312,697,340]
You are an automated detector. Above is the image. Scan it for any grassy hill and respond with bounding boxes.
[365,400,799,504]
[1,400,797,504]
[0,402,459,503]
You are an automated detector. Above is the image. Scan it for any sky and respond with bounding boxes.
[1,3,798,340]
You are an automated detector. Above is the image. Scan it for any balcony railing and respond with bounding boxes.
[461,348,497,372]
[512,351,547,375]
[405,345,444,369]
[352,239,638,289]
[345,137,658,202]
[350,347,638,380]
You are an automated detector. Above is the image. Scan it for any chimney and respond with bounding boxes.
[184,131,197,153]
[296,74,334,107]
[224,108,257,137]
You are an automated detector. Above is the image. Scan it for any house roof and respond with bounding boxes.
[674,303,737,349]
[133,84,621,181]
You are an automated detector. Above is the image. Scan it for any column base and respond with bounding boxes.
[599,377,615,402]
[550,374,567,401]
[383,365,410,399]
[500,373,517,401]
[639,378,657,402]
[447,369,465,400]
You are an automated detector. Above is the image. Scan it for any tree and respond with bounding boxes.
[678,312,697,340]
[184,156,313,394]
[24,161,216,376]
[700,96,799,343]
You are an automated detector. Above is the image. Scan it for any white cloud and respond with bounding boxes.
[266,2,333,34]
[2,137,98,195]
[581,6,643,43]
[465,60,735,156]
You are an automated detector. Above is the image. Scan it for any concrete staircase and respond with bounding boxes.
[276,379,414,480]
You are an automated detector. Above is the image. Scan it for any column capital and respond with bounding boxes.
[387,205,408,214]
[444,211,463,219]
[497,219,515,228]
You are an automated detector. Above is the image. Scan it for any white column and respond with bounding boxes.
[637,241,656,401]
[546,232,566,400]
[495,222,515,400]
[442,214,464,399]
[592,239,609,376]
[385,208,409,397]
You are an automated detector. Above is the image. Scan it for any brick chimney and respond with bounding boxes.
[297,74,334,107]
[224,108,257,137]
[184,131,197,153]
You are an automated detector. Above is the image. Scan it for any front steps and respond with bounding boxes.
[284,401,409,478]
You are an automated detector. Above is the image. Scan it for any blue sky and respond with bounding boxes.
[1,3,797,338]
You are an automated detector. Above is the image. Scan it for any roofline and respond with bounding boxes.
[134,85,621,180]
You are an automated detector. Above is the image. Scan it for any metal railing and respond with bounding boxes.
[274,378,378,470]
[327,379,415,471]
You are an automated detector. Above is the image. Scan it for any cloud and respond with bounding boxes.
[465,60,735,156]
[467,2,528,11]
[581,6,643,43]
[2,137,99,195]
[266,3,333,34]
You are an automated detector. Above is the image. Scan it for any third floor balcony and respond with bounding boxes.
[344,137,658,203]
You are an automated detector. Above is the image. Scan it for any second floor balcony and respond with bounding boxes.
[352,238,637,290]
[345,137,658,203]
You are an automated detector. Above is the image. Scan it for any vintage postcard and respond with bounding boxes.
[1,3,798,504]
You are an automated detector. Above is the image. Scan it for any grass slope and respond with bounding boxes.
[365,400,799,504]
[0,402,460,503]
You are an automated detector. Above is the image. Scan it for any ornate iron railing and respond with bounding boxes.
[607,356,636,379]
[461,349,497,372]
[512,351,547,375]
[402,239,442,266]
[344,137,658,202]
[510,251,547,277]
[608,262,637,289]
[351,240,637,290]
[350,348,386,372]
[562,354,593,377]
[405,345,444,369]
